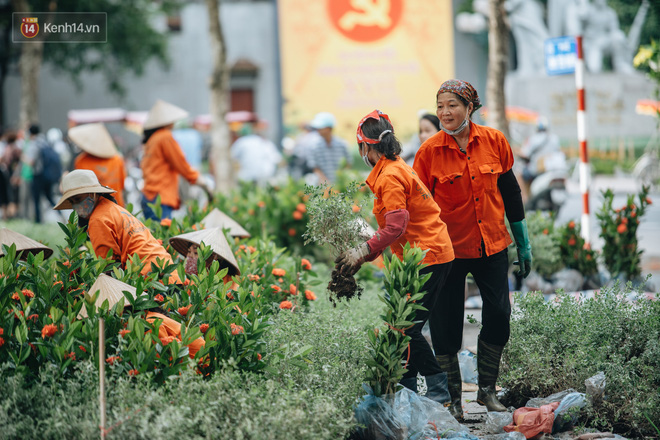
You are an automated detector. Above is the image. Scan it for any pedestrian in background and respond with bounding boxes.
[70,123,127,207]
[140,100,211,220]
[307,112,352,183]
[230,118,282,185]
[25,124,62,223]
[336,109,454,405]
[413,79,532,419]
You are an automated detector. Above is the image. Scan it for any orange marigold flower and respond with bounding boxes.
[289,284,298,295]
[288,228,296,236]
[301,258,312,270]
[178,305,190,316]
[0,337,4,348]
[621,217,628,224]
[272,268,286,277]
[247,274,260,281]
[568,221,575,229]
[646,197,652,205]
[230,323,244,335]
[296,203,307,213]
[293,210,303,220]
[27,314,38,322]
[119,329,130,338]
[53,281,63,289]
[617,223,627,234]
[200,323,209,333]
[41,324,57,339]
[128,369,139,377]
[270,285,281,293]
[62,260,71,267]
[352,204,360,213]
[154,294,165,302]
[0,328,3,335]
[305,290,317,301]
[22,289,35,298]
[160,218,172,227]
[543,228,549,235]
[106,356,121,365]
[257,201,266,208]
[631,211,637,218]
[567,237,576,246]
[248,208,255,216]
[257,353,262,361]
[248,246,257,253]
[79,345,87,352]
[65,351,76,361]
[279,300,293,310]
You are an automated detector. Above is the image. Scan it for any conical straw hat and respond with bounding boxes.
[54,169,115,210]
[143,100,189,130]
[68,123,117,159]
[78,274,143,319]
[200,208,250,238]
[0,228,53,260]
[169,227,240,276]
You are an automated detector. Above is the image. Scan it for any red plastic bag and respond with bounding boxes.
[503,401,560,439]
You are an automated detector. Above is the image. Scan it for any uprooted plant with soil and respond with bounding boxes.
[303,182,374,305]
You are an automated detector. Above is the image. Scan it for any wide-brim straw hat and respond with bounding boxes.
[79,274,143,319]
[200,208,251,238]
[54,169,115,210]
[68,123,117,159]
[0,228,53,260]
[143,100,189,130]
[169,227,240,276]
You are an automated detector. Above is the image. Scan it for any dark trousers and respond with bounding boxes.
[141,194,174,221]
[402,261,452,379]
[32,175,57,223]
[430,249,511,356]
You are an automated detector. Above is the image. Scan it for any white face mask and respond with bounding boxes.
[440,113,470,136]
[361,144,374,168]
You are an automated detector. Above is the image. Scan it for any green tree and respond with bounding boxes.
[8,0,183,128]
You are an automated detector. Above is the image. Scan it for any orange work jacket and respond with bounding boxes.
[413,122,514,259]
[74,152,127,207]
[366,156,454,266]
[88,197,181,284]
[141,128,199,209]
[146,312,205,358]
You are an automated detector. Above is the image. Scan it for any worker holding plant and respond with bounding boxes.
[140,100,212,220]
[413,79,532,419]
[336,109,455,405]
[53,169,182,285]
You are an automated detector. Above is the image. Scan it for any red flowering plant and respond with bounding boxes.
[557,220,598,278]
[596,186,652,280]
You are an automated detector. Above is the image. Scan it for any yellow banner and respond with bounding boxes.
[279,0,455,144]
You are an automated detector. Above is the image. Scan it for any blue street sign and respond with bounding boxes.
[545,36,577,76]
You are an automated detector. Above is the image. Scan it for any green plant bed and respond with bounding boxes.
[500,285,660,438]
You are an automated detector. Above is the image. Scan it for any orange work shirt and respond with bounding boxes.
[88,197,181,284]
[366,156,454,266]
[413,122,514,259]
[146,312,205,358]
[74,152,127,207]
[141,128,200,209]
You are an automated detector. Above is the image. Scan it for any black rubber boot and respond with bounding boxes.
[424,372,451,404]
[435,354,464,421]
[399,376,417,393]
[476,337,507,412]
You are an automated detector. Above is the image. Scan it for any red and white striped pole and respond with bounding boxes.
[575,35,591,246]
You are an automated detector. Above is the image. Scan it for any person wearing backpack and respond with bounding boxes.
[26,124,62,223]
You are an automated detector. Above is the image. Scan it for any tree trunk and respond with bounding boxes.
[486,0,510,140]
[206,0,233,194]
[12,0,43,129]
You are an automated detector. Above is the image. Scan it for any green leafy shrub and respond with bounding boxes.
[365,244,429,397]
[557,219,598,277]
[596,186,652,279]
[501,286,660,438]
[517,211,564,278]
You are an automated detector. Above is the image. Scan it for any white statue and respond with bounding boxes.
[504,0,549,76]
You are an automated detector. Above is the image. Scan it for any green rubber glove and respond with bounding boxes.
[510,219,533,278]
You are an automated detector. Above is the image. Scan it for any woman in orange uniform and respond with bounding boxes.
[413,79,532,419]
[54,169,181,285]
[70,123,127,207]
[140,100,210,220]
[336,109,454,404]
